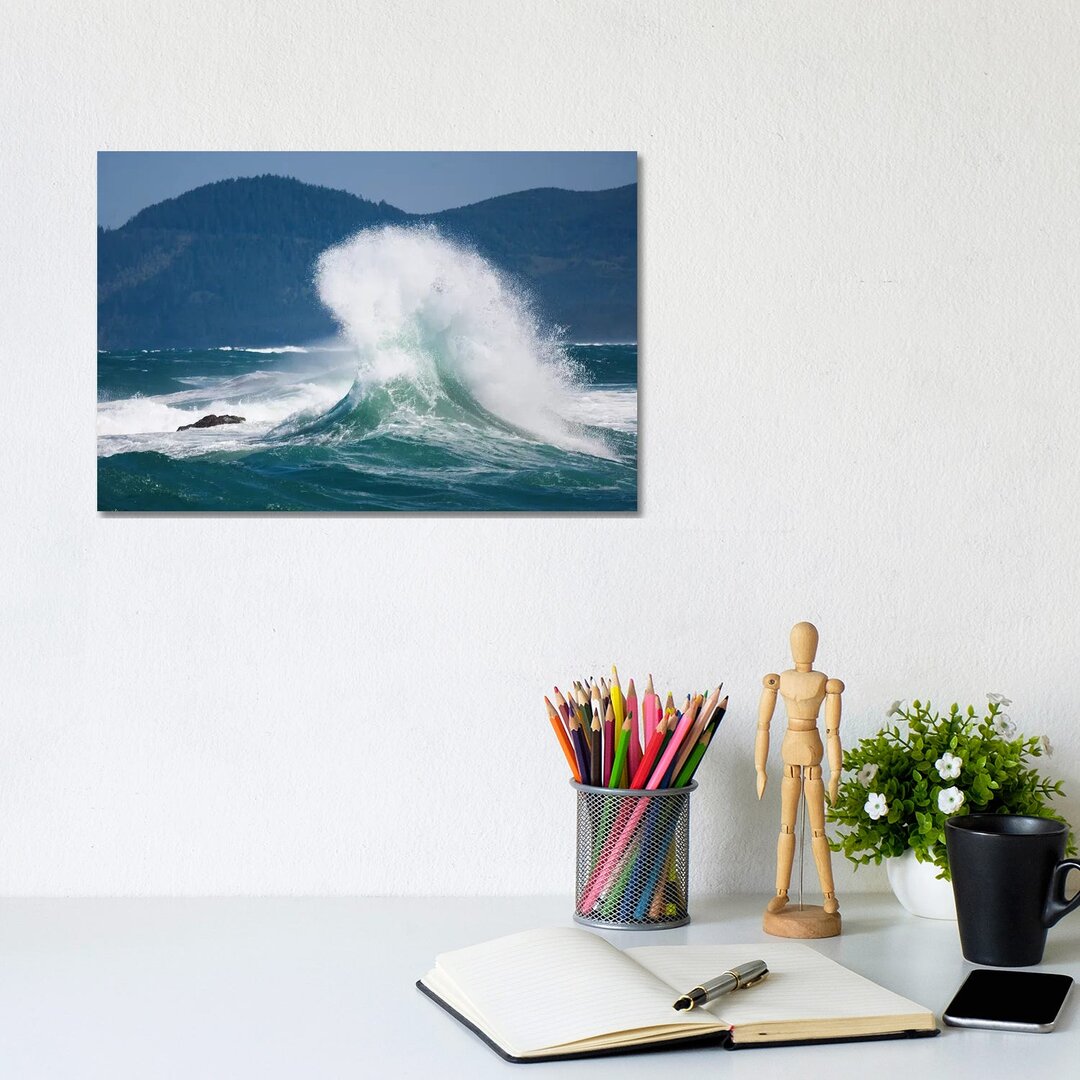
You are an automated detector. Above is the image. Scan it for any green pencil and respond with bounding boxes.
[674,696,728,786]
[608,712,633,788]
[673,730,711,787]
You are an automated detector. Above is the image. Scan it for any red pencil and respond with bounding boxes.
[630,712,667,788]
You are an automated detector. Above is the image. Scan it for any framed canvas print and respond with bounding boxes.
[97,151,637,512]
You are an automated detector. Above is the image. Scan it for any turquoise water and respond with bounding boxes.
[97,343,637,512]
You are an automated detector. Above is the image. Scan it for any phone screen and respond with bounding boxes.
[944,970,1074,1032]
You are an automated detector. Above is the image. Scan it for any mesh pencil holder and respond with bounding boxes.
[572,781,697,931]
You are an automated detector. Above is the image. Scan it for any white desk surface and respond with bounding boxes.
[0,893,1075,1078]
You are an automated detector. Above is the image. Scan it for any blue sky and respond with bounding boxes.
[97,151,637,228]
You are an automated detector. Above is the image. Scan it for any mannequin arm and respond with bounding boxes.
[824,678,844,804]
[756,674,779,799]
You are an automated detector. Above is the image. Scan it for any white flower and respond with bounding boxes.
[993,713,1017,738]
[885,700,904,718]
[864,792,889,820]
[938,786,965,814]
[857,763,879,785]
[987,692,1013,707]
[1041,734,1054,757]
[935,752,962,780]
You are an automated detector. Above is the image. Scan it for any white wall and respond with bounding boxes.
[2,1,1078,897]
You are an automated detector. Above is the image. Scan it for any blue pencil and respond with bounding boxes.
[633,800,685,920]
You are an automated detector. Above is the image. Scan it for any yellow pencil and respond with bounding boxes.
[609,665,625,730]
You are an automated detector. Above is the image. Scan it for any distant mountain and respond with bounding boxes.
[97,175,636,348]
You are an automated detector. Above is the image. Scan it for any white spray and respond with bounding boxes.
[314,225,612,456]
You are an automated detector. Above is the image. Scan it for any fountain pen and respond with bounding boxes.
[672,959,769,1011]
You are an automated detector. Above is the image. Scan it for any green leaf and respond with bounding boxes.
[827,696,1073,872]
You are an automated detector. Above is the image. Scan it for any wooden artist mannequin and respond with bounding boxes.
[756,621,843,938]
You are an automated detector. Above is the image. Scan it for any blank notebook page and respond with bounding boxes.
[627,943,930,1025]
[430,927,716,1053]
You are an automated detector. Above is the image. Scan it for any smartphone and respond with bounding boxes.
[943,969,1074,1033]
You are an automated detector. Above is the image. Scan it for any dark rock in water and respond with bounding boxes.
[177,414,246,431]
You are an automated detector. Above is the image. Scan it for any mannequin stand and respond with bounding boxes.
[763,905,841,938]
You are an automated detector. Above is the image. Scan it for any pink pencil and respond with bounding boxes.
[643,674,659,733]
[644,694,700,787]
[670,686,720,781]
[578,704,700,911]
[642,676,661,761]
[626,679,641,783]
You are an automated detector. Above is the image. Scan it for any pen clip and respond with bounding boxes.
[738,967,769,989]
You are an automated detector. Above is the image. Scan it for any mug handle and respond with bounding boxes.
[1043,860,1080,928]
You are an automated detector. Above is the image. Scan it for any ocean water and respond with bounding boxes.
[97,227,637,512]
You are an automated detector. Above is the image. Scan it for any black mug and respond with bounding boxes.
[945,814,1080,966]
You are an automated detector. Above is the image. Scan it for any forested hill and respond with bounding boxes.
[97,175,637,348]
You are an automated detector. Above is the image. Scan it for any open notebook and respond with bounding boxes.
[418,927,937,1062]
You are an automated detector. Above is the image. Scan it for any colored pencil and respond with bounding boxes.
[625,678,641,782]
[670,686,720,781]
[568,707,590,782]
[579,704,702,911]
[661,692,676,740]
[651,695,700,788]
[609,666,625,731]
[576,685,593,757]
[602,702,615,786]
[640,835,680,920]
[674,695,728,787]
[589,710,603,786]
[553,686,571,731]
[643,674,658,746]
[630,711,667,788]
[545,695,580,782]
[633,801,680,919]
[608,708,634,789]
[570,696,591,771]
[673,728,712,788]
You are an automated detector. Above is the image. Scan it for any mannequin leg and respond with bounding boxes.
[767,764,802,913]
[805,766,839,913]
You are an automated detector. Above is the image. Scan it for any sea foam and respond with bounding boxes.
[314,225,612,457]
[96,368,351,450]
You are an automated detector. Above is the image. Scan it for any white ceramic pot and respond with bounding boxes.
[885,849,957,920]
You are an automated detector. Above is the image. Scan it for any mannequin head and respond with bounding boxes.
[790,621,819,671]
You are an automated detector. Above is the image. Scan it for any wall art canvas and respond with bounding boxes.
[97,151,637,512]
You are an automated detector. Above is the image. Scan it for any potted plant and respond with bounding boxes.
[826,695,1073,919]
